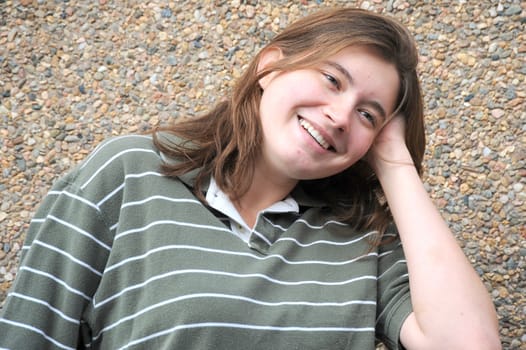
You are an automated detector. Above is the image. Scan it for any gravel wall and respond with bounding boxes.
[0,0,524,348]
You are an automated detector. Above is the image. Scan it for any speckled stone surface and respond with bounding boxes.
[0,0,524,348]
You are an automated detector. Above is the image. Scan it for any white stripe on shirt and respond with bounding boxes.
[94,269,377,308]
[117,322,375,350]
[93,292,376,341]
[33,240,103,276]
[81,148,159,190]
[0,319,75,350]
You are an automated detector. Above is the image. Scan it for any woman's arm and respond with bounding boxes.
[369,116,500,350]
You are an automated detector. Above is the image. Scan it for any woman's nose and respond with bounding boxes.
[324,99,354,133]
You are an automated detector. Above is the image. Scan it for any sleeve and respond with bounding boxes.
[0,160,114,349]
[375,228,413,350]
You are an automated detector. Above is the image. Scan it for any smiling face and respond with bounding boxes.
[256,45,400,187]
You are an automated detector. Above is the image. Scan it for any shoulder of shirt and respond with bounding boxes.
[61,134,161,187]
[94,134,158,153]
[82,134,159,165]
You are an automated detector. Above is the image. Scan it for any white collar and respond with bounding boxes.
[205,177,299,233]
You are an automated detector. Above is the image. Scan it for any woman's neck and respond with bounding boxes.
[233,164,297,229]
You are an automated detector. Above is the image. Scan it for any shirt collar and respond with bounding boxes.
[205,177,299,221]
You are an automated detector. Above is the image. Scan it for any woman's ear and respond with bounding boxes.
[257,47,283,89]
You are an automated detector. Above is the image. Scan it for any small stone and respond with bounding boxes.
[64,135,80,143]
[492,202,503,212]
[103,56,114,65]
[161,8,172,18]
[93,72,104,81]
[16,159,26,171]
[469,97,482,106]
[491,289,500,299]
[64,123,76,131]
[457,52,476,66]
[498,287,509,298]
[505,88,517,100]
[510,339,521,348]
[491,109,505,118]
[0,105,9,117]
[504,5,522,16]
[360,1,371,10]
[489,8,498,17]
[75,102,87,112]
[245,5,255,19]
[464,93,474,102]
[167,55,178,66]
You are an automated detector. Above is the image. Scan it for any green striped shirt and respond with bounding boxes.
[0,135,412,349]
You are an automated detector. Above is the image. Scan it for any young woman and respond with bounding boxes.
[0,8,500,350]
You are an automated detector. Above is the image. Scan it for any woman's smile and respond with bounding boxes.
[298,117,336,152]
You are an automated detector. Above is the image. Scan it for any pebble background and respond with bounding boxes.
[0,0,524,348]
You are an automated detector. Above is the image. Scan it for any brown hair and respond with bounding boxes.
[153,8,425,242]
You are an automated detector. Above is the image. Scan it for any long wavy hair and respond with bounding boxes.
[153,8,425,242]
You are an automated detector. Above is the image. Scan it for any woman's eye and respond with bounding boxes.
[359,110,376,127]
[324,73,340,89]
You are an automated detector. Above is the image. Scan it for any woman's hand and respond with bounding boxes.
[365,114,414,178]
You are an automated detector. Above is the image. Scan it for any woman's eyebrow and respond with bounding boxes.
[325,61,353,86]
[324,61,388,121]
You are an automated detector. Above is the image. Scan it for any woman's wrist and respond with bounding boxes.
[371,146,415,181]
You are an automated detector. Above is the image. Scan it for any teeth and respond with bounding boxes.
[299,119,330,150]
